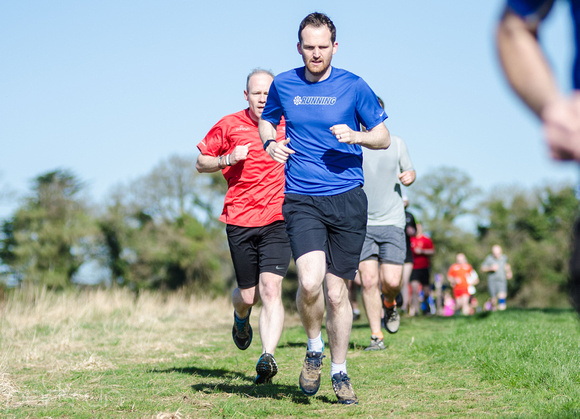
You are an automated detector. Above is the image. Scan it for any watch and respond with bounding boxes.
[263,139,275,151]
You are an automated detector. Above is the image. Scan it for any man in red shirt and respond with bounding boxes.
[409,223,435,316]
[196,69,291,384]
[447,253,478,315]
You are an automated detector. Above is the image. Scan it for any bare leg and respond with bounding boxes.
[232,286,258,318]
[458,294,470,315]
[359,260,381,335]
[491,295,498,311]
[435,282,443,315]
[258,272,285,354]
[324,272,353,365]
[410,280,421,316]
[497,291,508,311]
[380,263,403,303]
[295,251,326,340]
[401,262,413,312]
[423,285,432,314]
[348,277,360,317]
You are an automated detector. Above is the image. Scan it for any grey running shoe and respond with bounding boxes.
[383,298,400,334]
[232,309,252,350]
[299,350,325,396]
[352,310,361,322]
[331,372,359,405]
[364,335,386,351]
[255,352,278,384]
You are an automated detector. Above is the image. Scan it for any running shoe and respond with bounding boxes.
[364,335,386,351]
[299,350,325,396]
[383,297,400,334]
[232,309,252,350]
[255,352,278,384]
[331,372,359,405]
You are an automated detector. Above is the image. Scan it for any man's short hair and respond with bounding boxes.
[246,68,275,91]
[298,12,336,44]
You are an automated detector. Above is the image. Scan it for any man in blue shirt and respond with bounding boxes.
[259,12,390,404]
[496,0,580,315]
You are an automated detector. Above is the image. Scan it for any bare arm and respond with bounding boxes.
[399,170,416,186]
[414,246,434,256]
[480,265,492,273]
[196,145,250,173]
[258,118,278,147]
[505,263,513,280]
[330,122,391,149]
[196,153,222,173]
[481,263,499,273]
[496,9,560,117]
[470,270,480,285]
[258,118,295,164]
[422,248,435,256]
[498,7,580,162]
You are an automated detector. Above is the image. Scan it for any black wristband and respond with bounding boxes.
[263,139,275,151]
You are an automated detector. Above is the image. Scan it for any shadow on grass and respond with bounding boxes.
[281,341,306,348]
[151,366,336,405]
[506,307,575,315]
[401,311,494,322]
[152,366,247,381]
[351,322,371,330]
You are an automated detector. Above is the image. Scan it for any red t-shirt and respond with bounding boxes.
[447,263,473,297]
[410,234,434,270]
[197,109,286,227]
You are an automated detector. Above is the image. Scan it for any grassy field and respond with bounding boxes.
[1,288,579,418]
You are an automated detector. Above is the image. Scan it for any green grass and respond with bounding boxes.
[1,290,579,417]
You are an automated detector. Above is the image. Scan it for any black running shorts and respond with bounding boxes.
[410,267,431,286]
[282,186,367,281]
[226,220,292,290]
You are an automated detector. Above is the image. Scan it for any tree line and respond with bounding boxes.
[0,157,577,307]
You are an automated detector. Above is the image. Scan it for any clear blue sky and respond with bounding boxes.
[1,1,578,220]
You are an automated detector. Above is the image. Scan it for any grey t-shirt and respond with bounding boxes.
[362,135,414,228]
[482,254,509,282]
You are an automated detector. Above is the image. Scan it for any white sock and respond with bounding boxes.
[307,332,323,352]
[331,361,347,378]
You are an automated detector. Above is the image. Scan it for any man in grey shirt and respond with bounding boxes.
[358,126,415,350]
[481,244,513,311]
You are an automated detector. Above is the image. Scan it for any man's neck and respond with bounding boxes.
[247,108,259,123]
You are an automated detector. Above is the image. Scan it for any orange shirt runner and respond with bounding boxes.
[447,263,475,298]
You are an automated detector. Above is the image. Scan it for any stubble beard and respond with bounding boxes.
[305,58,331,78]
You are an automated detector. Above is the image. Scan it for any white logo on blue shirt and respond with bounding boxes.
[293,96,336,106]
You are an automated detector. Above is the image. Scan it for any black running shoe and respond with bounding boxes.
[232,309,252,350]
[255,352,278,384]
[331,372,358,405]
[395,292,403,308]
[299,350,325,396]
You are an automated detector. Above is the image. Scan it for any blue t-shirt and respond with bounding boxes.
[261,66,387,196]
[507,0,580,88]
